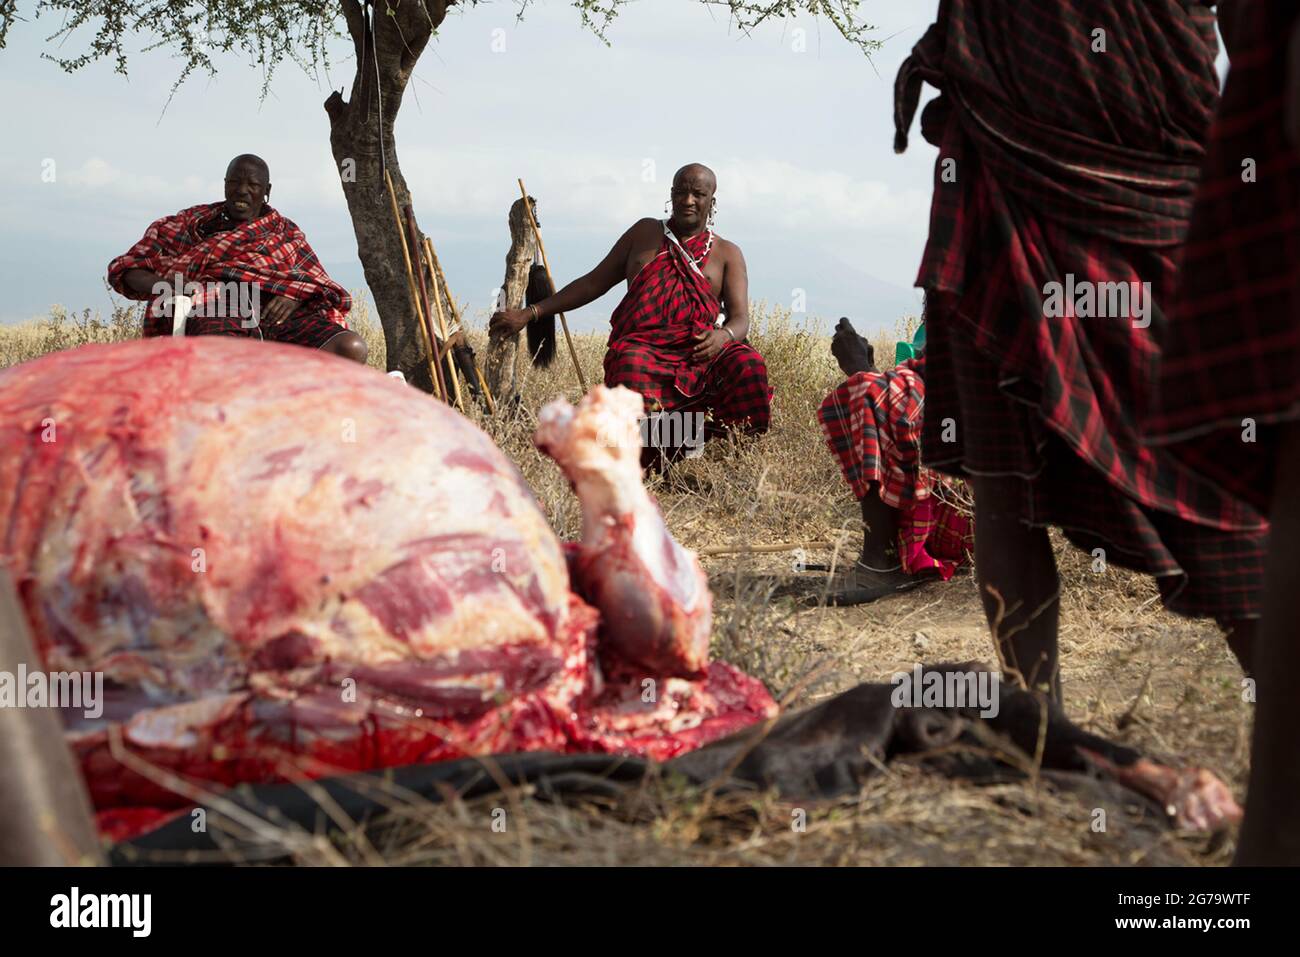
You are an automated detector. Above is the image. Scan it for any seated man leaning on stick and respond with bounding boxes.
[108,154,367,362]
[490,163,772,453]
[814,317,972,605]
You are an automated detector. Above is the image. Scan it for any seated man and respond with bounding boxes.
[490,163,771,449]
[107,154,367,363]
[815,317,972,604]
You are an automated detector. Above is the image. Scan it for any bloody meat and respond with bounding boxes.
[0,338,775,840]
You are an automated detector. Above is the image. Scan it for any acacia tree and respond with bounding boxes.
[0,0,876,389]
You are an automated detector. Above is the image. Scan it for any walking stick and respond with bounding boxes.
[0,571,103,866]
[384,169,445,401]
[425,236,496,415]
[471,360,498,416]
[420,236,464,412]
[516,179,588,392]
[404,204,451,404]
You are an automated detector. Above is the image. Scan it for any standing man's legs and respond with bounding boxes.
[1236,423,1300,864]
[971,476,1061,699]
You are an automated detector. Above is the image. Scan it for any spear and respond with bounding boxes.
[426,235,496,415]
[420,236,464,411]
[402,204,451,403]
[384,169,445,401]
[516,179,588,392]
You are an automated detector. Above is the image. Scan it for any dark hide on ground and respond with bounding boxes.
[669,662,1142,796]
[109,664,1160,865]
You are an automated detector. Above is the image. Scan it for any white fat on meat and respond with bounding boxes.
[536,386,711,676]
[0,338,572,709]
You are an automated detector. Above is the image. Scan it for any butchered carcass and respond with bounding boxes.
[0,338,775,838]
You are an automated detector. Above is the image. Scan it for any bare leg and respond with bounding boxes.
[971,475,1061,699]
[859,484,901,568]
[1235,423,1300,865]
[1220,618,1256,676]
[1078,749,1243,832]
[816,488,923,605]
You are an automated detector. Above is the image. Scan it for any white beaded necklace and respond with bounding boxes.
[663,220,714,275]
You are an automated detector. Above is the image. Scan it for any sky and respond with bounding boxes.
[0,1,1224,335]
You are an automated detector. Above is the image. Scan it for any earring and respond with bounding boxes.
[664,199,672,215]
[707,200,717,228]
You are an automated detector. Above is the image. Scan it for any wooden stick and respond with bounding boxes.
[400,205,452,403]
[405,204,450,404]
[421,236,464,412]
[472,362,497,416]
[516,178,588,392]
[384,169,444,402]
[696,541,836,558]
[0,571,104,866]
[426,237,496,415]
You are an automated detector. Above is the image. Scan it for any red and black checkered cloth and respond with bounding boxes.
[108,202,351,348]
[604,227,771,434]
[818,357,972,579]
[897,0,1267,620]
[1147,0,1300,515]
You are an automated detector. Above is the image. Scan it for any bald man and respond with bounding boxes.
[109,154,367,363]
[491,164,771,452]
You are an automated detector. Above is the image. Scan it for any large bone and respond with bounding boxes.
[536,386,711,676]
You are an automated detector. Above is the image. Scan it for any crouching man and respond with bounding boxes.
[815,317,972,605]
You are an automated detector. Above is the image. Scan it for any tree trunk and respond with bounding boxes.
[324,0,449,393]
[487,196,538,403]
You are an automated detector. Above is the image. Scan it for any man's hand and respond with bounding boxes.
[831,316,876,377]
[1287,17,1300,147]
[124,268,169,299]
[489,308,531,338]
[258,294,300,329]
[690,327,732,364]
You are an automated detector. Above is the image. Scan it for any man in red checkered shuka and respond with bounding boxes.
[896,0,1268,699]
[814,316,972,606]
[108,154,367,363]
[490,164,772,458]
[1144,0,1300,866]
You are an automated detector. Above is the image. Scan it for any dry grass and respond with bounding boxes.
[2,300,1250,866]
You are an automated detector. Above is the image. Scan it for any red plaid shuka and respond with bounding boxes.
[108,203,351,347]
[1147,0,1300,515]
[604,223,771,434]
[818,357,972,580]
[897,0,1267,621]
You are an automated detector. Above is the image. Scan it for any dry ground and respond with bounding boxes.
[1,301,1252,866]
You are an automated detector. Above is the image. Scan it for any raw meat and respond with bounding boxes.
[0,338,775,839]
[536,385,711,676]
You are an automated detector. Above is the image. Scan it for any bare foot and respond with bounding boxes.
[831,317,876,377]
[1079,748,1243,832]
